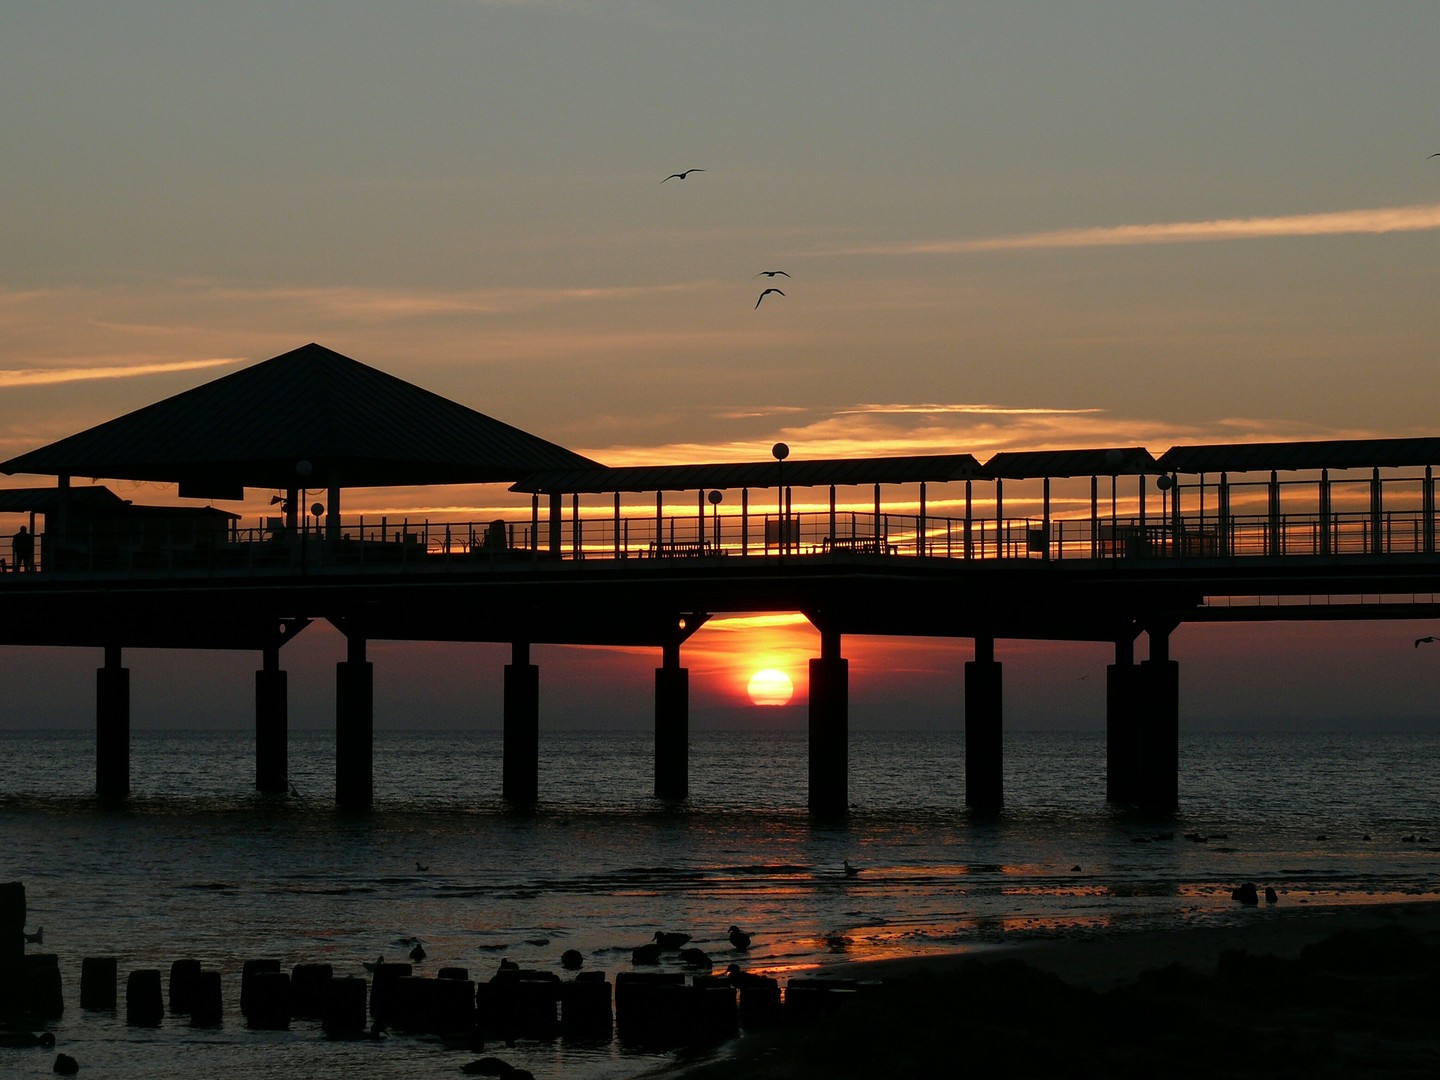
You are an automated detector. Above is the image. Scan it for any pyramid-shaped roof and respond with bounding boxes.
[1,343,600,492]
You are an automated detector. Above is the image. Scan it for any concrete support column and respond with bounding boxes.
[255,646,288,794]
[503,641,540,804]
[336,635,373,810]
[654,639,689,801]
[1138,628,1180,812]
[808,627,848,816]
[964,637,1002,809]
[96,644,130,800]
[1106,636,1140,803]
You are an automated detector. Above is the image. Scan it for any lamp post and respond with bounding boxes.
[708,489,722,551]
[1156,474,1174,553]
[772,442,789,554]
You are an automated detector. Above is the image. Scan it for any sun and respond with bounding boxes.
[747,668,794,706]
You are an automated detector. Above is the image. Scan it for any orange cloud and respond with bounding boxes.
[847,203,1440,256]
[0,357,243,388]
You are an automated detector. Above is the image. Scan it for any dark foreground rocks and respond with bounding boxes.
[672,924,1440,1080]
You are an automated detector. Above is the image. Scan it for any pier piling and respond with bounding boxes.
[96,645,130,800]
[654,639,689,801]
[255,647,288,794]
[807,628,849,816]
[503,642,540,804]
[1106,636,1142,803]
[336,636,373,810]
[964,638,1003,809]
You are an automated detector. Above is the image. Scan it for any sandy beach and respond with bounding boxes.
[652,900,1440,1079]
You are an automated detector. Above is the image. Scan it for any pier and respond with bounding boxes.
[3,344,1440,814]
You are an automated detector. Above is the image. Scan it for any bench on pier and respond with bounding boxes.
[820,535,895,555]
[647,540,717,558]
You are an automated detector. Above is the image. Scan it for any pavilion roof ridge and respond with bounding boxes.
[0,342,600,493]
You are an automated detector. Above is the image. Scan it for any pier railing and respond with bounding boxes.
[3,506,1437,579]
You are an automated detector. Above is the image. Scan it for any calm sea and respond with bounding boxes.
[3,728,1439,1077]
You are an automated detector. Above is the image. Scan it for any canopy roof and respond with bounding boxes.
[1155,437,1440,475]
[0,343,600,494]
[512,453,984,494]
[983,447,1158,480]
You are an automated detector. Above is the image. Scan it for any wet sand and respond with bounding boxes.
[649,900,1440,1079]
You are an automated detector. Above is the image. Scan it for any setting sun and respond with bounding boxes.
[747,668,794,706]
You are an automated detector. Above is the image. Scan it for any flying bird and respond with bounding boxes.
[754,270,790,278]
[1416,636,1438,648]
[755,288,785,309]
[661,169,705,182]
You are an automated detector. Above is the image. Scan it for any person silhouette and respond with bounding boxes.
[12,525,33,572]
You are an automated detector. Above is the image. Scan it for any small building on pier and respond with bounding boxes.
[0,486,239,572]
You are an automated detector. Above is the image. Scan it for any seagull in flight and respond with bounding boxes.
[1415,636,1438,648]
[754,270,790,278]
[755,288,785,309]
[661,168,706,183]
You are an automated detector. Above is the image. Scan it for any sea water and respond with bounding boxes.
[3,728,1439,1077]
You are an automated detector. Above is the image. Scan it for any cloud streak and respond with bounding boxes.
[849,203,1440,256]
[0,357,243,389]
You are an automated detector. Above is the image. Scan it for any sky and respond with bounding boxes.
[1,2,1438,733]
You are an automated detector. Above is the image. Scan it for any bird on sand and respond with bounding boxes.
[631,942,662,965]
[843,859,860,877]
[754,270,790,278]
[561,948,584,971]
[363,955,384,973]
[728,925,752,951]
[23,927,42,944]
[1416,636,1438,648]
[415,861,429,872]
[661,168,705,182]
[409,942,426,962]
[653,930,692,950]
[755,288,785,309]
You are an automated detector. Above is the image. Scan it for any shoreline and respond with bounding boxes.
[649,898,1440,1079]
